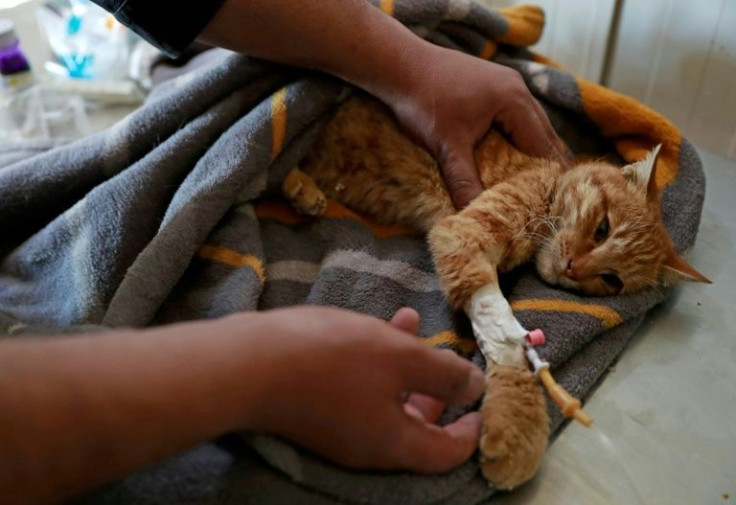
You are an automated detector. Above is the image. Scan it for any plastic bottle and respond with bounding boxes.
[0,18,34,91]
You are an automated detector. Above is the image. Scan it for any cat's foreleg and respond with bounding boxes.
[427,210,528,370]
[428,205,549,490]
[463,282,550,490]
[465,283,527,369]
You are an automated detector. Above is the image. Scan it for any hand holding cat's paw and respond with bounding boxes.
[478,364,549,490]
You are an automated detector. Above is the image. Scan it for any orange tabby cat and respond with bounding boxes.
[283,94,708,489]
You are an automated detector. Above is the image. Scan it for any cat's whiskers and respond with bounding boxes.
[535,214,559,234]
[537,240,561,260]
[526,231,554,247]
[514,215,558,246]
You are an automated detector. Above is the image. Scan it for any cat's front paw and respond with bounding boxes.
[478,364,549,490]
[283,168,327,216]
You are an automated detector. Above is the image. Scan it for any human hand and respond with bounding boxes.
[392,309,480,444]
[379,44,568,209]
[233,306,484,473]
[201,0,565,209]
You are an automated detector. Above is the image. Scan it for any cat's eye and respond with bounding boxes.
[594,216,610,243]
[600,273,623,293]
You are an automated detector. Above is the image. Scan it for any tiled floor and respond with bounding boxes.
[3,2,735,504]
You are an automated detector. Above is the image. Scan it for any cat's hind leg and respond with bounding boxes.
[283,167,327,216]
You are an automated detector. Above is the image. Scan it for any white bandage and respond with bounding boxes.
[465,283,527,367]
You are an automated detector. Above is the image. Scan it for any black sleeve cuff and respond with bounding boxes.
[92,0,227,58]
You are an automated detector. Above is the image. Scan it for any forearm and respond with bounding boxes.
[0,316,265,504]
[198,0,434,104]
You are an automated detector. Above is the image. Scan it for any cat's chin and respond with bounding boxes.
[535,254,565,287]
[554,275,581,291]
[534,256,582,292]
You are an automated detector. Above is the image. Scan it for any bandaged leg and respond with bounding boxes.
[466,284,549,489]
[465,283,527,368]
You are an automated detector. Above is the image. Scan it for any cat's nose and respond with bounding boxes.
[565,259,578,280]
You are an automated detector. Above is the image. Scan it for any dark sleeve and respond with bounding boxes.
[90,0,227,58]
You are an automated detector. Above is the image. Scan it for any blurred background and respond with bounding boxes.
[1,0,150,141]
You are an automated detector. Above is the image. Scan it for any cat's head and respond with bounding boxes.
[535,145,709,296]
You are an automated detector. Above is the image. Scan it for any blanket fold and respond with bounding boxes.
[0,2,704,504]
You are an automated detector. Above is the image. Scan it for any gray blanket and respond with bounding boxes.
[0,1,704,504]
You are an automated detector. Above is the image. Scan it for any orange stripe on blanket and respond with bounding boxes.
[529,51,564,70]
[424,331,478,354]
[511,299,622,328]
[498,5,545,47]
[478,40,497,60]
[197,245,266,284]
[576,77,682,188]
[255,199,415,239]
[271,87,288,161]
[379,0,394,16]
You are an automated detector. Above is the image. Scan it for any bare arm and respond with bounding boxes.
[198,0,422,104]
[0,307,483,504]
[0,317,260,504]
[199,0,568,208]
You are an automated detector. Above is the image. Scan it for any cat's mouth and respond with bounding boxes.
[534,250,577,289]
[537,260,624,297]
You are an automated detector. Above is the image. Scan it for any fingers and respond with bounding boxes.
[390,309,483,406]
[395,411,483,473]
[401,348,485,406]
[528,97,569,165]
[497,89,567,165]
[389,307,420,335]
[404,392,445,423]
[438,146,484,210]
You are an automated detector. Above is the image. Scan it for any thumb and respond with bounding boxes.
[401,347,485,406]
[439,144,484,210]
[395,411,483,473]
[389,307,420,335]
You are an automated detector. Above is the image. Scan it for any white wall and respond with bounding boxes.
[484,0,736,159]
[484,0,617,82]
[608,0,736,158]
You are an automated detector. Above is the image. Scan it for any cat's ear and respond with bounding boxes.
[622,144,661,200]
[660,249,711,285]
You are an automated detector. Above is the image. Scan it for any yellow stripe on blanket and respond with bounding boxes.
[511,299,622,328]
[255,199,415,239]
[424,331,478,354]
[498,4,545,47]
[577,77,682,188]
[271,87,288,161]
[197,245,266,284]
